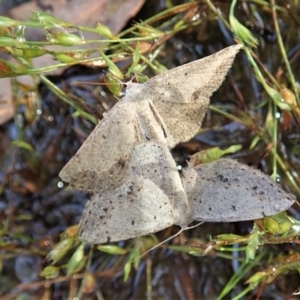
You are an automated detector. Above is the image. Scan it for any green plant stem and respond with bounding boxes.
[206,0,231,28]
[217,252,264,300]
[270,0,300,106]
[272,104,278,180]
[40,75,95,123]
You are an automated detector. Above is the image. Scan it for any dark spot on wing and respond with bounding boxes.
[216,174,229,183]
[127,183,134,195]
[192,90,201,100]
[118,158,126,169]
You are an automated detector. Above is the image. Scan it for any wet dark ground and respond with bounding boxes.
[1,1,300,299]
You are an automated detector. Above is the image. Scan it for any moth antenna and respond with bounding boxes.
[134,222,203,261]
[134,228,184,261]
[186,222,204,230]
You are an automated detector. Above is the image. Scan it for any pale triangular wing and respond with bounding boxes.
[148,45,242,147]
[59,100,140,193]
[129,142,191,227]
[183,158,295,222]
[79,141,191,243]
[79,176,176,243]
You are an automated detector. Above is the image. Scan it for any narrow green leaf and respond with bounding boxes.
[98,245,129,255]
[12,140,34,152]
[101,51,124,80]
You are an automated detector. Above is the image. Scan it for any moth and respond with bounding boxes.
[59,45,243,194]
[59,44,295,244]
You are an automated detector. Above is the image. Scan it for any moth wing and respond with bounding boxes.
[130,142,191,227]
[59,100,143,193]
[79,141,192,243]
[183,158,295,222]
[130,142,184,199]
[78,176,176,243]
[148,45,242,147]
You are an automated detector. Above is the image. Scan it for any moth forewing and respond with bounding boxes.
[148,44,243,147]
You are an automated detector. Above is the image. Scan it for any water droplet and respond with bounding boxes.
[100,90,107,97]
[57,181,64,188]
[275,175,281,183]
[192,14,200,21]
[16,114,24,128]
